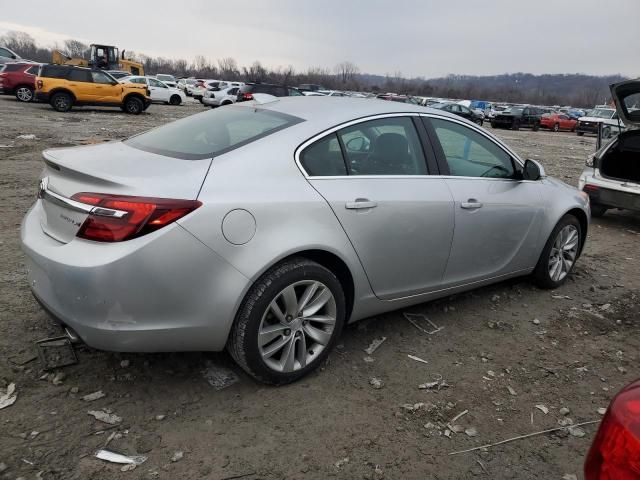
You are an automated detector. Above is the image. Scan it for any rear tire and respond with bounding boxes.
[124,96,143,114]
[228,257,346,385]
[577,131,584,136]
[532,122,540,132]
[532,215,582,289]
[50,92,73,112]
[15,86,34,102]
[169,95,181,105]
[512,120,520,131]
[553,123,560,132]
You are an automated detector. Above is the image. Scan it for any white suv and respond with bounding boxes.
[579,79,640,217]
[120,75,186,105]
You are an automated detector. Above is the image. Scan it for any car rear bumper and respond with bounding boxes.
[577,124,599,134]
[580,172,640,212]
[21,201,250,352]
[202,96,219,106]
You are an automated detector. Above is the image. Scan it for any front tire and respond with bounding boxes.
[532,215,582,289]
[228,257,346,385]
[553,123,560,132]
[123,96,143,114]
[169,94,181,105]
[15,86,34,102]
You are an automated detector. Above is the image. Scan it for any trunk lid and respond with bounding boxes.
[38,141,211,243]
[610,79,640,128]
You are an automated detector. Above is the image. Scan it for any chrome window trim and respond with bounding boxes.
[294,112,525,179]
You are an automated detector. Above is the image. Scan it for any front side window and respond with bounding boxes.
[430,118,515,179]
[0,47,12,57]
[338,117,427,175]
[91,71,114,84]
[149,78,166,88]
[126,107,303,160]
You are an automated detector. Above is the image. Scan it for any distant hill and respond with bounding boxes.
[357,72,628,107]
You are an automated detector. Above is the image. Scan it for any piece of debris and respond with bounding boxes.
[83,391,106,402]
[121,464,136,472]
[334,457,349,468]
[559,407,571,416]
[403,313,443,335]
[52,372,66,385]
[448,420,600,455]
[558,417,574,427]
[535,404,549,415]
[419,376,449,391]
[450,410,469,423]
[444,429,451,438]
[465,427,478,437]
[120,360,130,368]
[551,295,571,300]
[568,426,586,438]
[562,475,578,480]
[171,451,184,462]
[36,336,78,370]
[491,294,500,302]
[95,449,147,466]
[363,356,375,363]
[597,408,607,415]
[532,318,540,325]
[17,134,37,140]
[201,362,239,390]
[155,414,166,421]
[369,377,384,389]
[407,354,429,365]
[0,462,7,473]
[70,387,79,394]
[402,402,433,412]
[451,424,464,433]
[88,410,122,425]
[507,386,517,396]
[364,337,387,355]
[0,383,17,410]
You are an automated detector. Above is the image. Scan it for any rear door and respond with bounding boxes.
[424,115,544,286]
[67,69,94,102]
[301,114,455,300]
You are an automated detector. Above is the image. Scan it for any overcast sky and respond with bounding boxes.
[1,0,638,78]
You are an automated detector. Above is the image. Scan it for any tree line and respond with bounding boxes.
[1,30,624,107]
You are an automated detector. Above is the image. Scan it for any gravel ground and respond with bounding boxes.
[0,96,638,480]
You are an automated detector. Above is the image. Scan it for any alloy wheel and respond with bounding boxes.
[548,225,579,282]
[16,87,32,102]
[258,280,337,373]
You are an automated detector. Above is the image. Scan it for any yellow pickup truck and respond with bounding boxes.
[35,64,151,114]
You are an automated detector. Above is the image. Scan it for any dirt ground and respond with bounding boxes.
[0,96,638,480]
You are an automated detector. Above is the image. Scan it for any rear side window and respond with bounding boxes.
[126,107,303,160]
[300,134,347,176]
[68,69,91,82]
[25,66,38,75]
[40,66,70,79]
[2,64,24,72]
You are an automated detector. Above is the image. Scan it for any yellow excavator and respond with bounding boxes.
[52,44,144,75]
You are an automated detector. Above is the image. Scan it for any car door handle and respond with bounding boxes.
[345,199,377,210]
[460,199,483,209]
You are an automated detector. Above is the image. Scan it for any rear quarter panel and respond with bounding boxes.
[177,124,376,321]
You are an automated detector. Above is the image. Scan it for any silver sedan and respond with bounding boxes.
[21,97,590,384]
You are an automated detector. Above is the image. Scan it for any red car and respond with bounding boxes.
[540,113,577,132]
[0,62,39,102]
[584,378,640,478]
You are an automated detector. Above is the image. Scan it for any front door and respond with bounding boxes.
[425,116,544,286]
[90,70,122,103]
[148,78,170,102]
[302,115,455,300]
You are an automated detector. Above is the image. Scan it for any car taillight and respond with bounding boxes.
[242,93,253,100]
[583,184,599,193]
[70,193,201,242]
[585,379,640,479]
[37,80,43,89]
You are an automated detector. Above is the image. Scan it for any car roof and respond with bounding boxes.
[237,96,461,129]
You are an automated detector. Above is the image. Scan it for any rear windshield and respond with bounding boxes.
[126,106,303,160]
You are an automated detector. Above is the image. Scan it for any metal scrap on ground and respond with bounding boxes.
[88,410,122,425]
[403,313,443,335]
[407,354,429,364]
[364,337,387,355]
[0,383,17,410]
[95,449,147,465]
[35,336,78,370]
[202,362,239,390]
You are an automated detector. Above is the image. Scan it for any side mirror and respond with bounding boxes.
[11,54,16,59]
[523,159,545,181]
